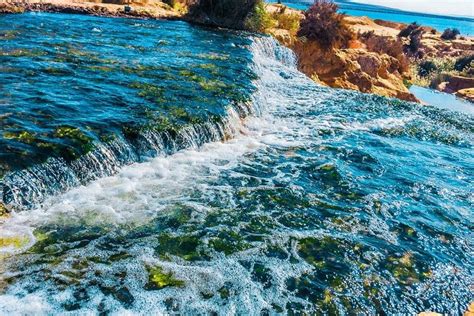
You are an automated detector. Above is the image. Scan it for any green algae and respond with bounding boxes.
[129,82,165,103]
[54,126,94,158]
[0,49,46,58]
[0,30,20,40]
[199,79,228,92]
[197,53,229,61]
[297,236,350,270]
[155,233,205,261]
[161,205,192,229]
[168,106,202,124]
[0,203,9,218]
[385,252,432,285]
[108,252,132,262]
[0,235,29,249]
[87,65,114,72]
[251,263,272,288]
[197,63,218,70]
[145,266,184,290]
[218,285,231,299]
[3,130,36,144]
[42,67,73,75]
[241,215,275,236]
[209,229,251,255]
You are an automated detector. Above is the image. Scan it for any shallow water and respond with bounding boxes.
[410,85,474,115]
[1,13,474,315]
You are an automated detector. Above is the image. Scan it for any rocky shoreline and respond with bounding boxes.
[0,1,181,19]
[266,4,473,103]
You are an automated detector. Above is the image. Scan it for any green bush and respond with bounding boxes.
[454,55,473,72]
[244,0,276,32]
[188,0,259,29]
[418,60,437,77]
[272,9,300,35]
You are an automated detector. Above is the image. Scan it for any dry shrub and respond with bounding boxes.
[441,28,460,40]
[297,0,353,49]
[405,28,424,58]
[418,60,437,77]
[398,22,421,38]
[163,0,189,12]
[397,22,425,58]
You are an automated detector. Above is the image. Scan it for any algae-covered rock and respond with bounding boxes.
[145,265,184,290]
[0,203,10,217]
[3,130,36,144]
[209,229,251,255]
[385,252,432,285]
[0,233,30,251]
[155,233,205,261]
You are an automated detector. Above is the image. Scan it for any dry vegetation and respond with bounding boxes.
[297,0,353,49]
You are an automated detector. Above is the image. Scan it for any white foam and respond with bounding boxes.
[0,293,52,315]
[1,119,266,233]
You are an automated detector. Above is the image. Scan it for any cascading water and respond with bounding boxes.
[1,13,473,315]
[0,13,257,210]
[1,107,247,209]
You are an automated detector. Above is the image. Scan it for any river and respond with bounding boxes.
[0,13,473,315]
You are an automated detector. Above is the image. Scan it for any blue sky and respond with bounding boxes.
[352,0,474,18]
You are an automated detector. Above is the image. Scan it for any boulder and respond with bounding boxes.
[433,74,474,93]
[292,40,418,102]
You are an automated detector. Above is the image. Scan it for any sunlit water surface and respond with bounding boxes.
[1,13,473,315]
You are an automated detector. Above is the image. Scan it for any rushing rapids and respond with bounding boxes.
[1,13,473,315]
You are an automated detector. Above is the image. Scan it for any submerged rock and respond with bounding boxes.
[145,266,185,290]
[0,202,10,217]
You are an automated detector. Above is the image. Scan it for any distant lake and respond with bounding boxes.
[273,0,474,35]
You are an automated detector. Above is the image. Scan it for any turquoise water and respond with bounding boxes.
[274,0,474,35]
[0,13,255,207]
[1,13,473,315]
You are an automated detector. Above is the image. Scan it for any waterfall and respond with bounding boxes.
[250,36,298,69]
[0,36,297,211]
[0,106,247,210]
